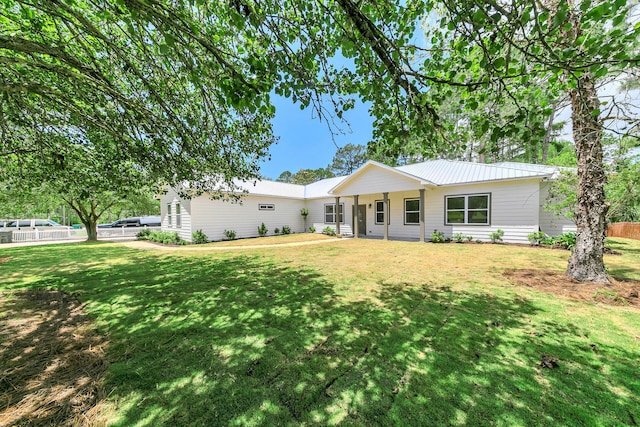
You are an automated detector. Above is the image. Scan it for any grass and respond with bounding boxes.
[1,237,639,426]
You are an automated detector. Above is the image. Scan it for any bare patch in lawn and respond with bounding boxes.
[0,257,10,265]
[0,289,109,426]
[504,269,640,308]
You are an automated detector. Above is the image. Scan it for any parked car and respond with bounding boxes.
[3,219,71,230]
[98,216,161,228]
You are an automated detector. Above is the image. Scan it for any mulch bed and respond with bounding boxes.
[503,269,640,308]
[0,289,109,426]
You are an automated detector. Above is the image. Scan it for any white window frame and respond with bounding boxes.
[445,193,490,225]
[175,203,182,228]
[375,200,390,225]
[324,203,344,224]
[258,204,275,211]
[404,198,420,225]
[167,203,172,227]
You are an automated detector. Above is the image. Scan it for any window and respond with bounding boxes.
[259,204,275,211]
[35,220,51,227]
[176,203,182,228]
[445,194,490,225]
[324,203,344,224]
[404,198,420,225]
[167,204,172,227]
[375,200,390,224]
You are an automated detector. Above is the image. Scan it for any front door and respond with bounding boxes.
[356,204,366,236]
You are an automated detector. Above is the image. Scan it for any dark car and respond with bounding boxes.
[98,216,161,228]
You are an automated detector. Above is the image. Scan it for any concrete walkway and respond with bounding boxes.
[119,237,350,251]
[0,236,136,249]
[0,236,350,251]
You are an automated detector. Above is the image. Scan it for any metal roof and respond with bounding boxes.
[396,160,556,186]
[227,160,560,198]
[234,179,305,199]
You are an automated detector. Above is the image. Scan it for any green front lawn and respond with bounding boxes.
[1,238,639,426]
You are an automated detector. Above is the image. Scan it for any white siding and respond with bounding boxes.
[190,195,306,241]
[160,189,192,241]
[426,179,542,244]
[335,166,423,196]
[305,198,354,232]
[352,180,545,243]
[538,182,577,236]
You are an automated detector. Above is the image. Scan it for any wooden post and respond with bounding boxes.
[383,192,389,241]
[353,195,359,238]
[419,188,426,242]
[335,196,341,236]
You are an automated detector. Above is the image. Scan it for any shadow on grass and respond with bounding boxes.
[1,243,639,425]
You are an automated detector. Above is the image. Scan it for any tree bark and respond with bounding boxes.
[566,73,610,283]
[84,220,98,241]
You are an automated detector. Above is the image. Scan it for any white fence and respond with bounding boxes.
[97,226,161,238]
[7,226,162,243]
[10,229,75,243]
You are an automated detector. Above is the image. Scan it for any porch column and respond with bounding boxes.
[353,195,359,238]
[383,192,389,241]
[335,196,341,235]
[419,188,426,242]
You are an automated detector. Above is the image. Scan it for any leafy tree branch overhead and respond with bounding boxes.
[2,0,639,282]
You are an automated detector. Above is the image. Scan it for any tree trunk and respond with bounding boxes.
[83,220,98,241]
[566,73,609,283]
[541,104,556,164]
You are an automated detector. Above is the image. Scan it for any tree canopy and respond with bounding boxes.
[3,0,639,281]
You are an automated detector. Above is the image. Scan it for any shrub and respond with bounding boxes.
[309,226,316,233]
[274,227,280,235]
[281,225,291,235]
[258,222,268,237]
[542,235,555,245]
[300,208,309,217]
[192,229,208,244]
[489,229,504,243]
[527,231,548,246]
[430,229,445,243]
[452,232,465,243]
[554,231,576,250]
[466,235,473,242]
[136,228,151,240]
[475,239,483,244]
[148,231,186,245]
[322,226,336,236]
[223,229,237,240]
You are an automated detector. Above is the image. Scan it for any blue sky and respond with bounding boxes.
[259,96,374,180]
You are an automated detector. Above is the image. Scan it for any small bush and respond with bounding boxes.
[309,226,316,233]
[527,231,548,245]
[281,225,291,235]
[542,235,555,245]
[258,222,268,237]
[148,231,186,245]
[466,235,473,242]
[430,229,445,243]
[489,229,504,243]
[475,239,483,244]
[136,229,152,240]
[274,227,280,235]
[192,229,208,244]
[554,231,576,250]
[322,226,336,236]
[300,208,309,217]
[224,229,237,240]
[452,232,465,243]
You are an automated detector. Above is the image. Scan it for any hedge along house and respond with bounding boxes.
[161,160,575,243]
